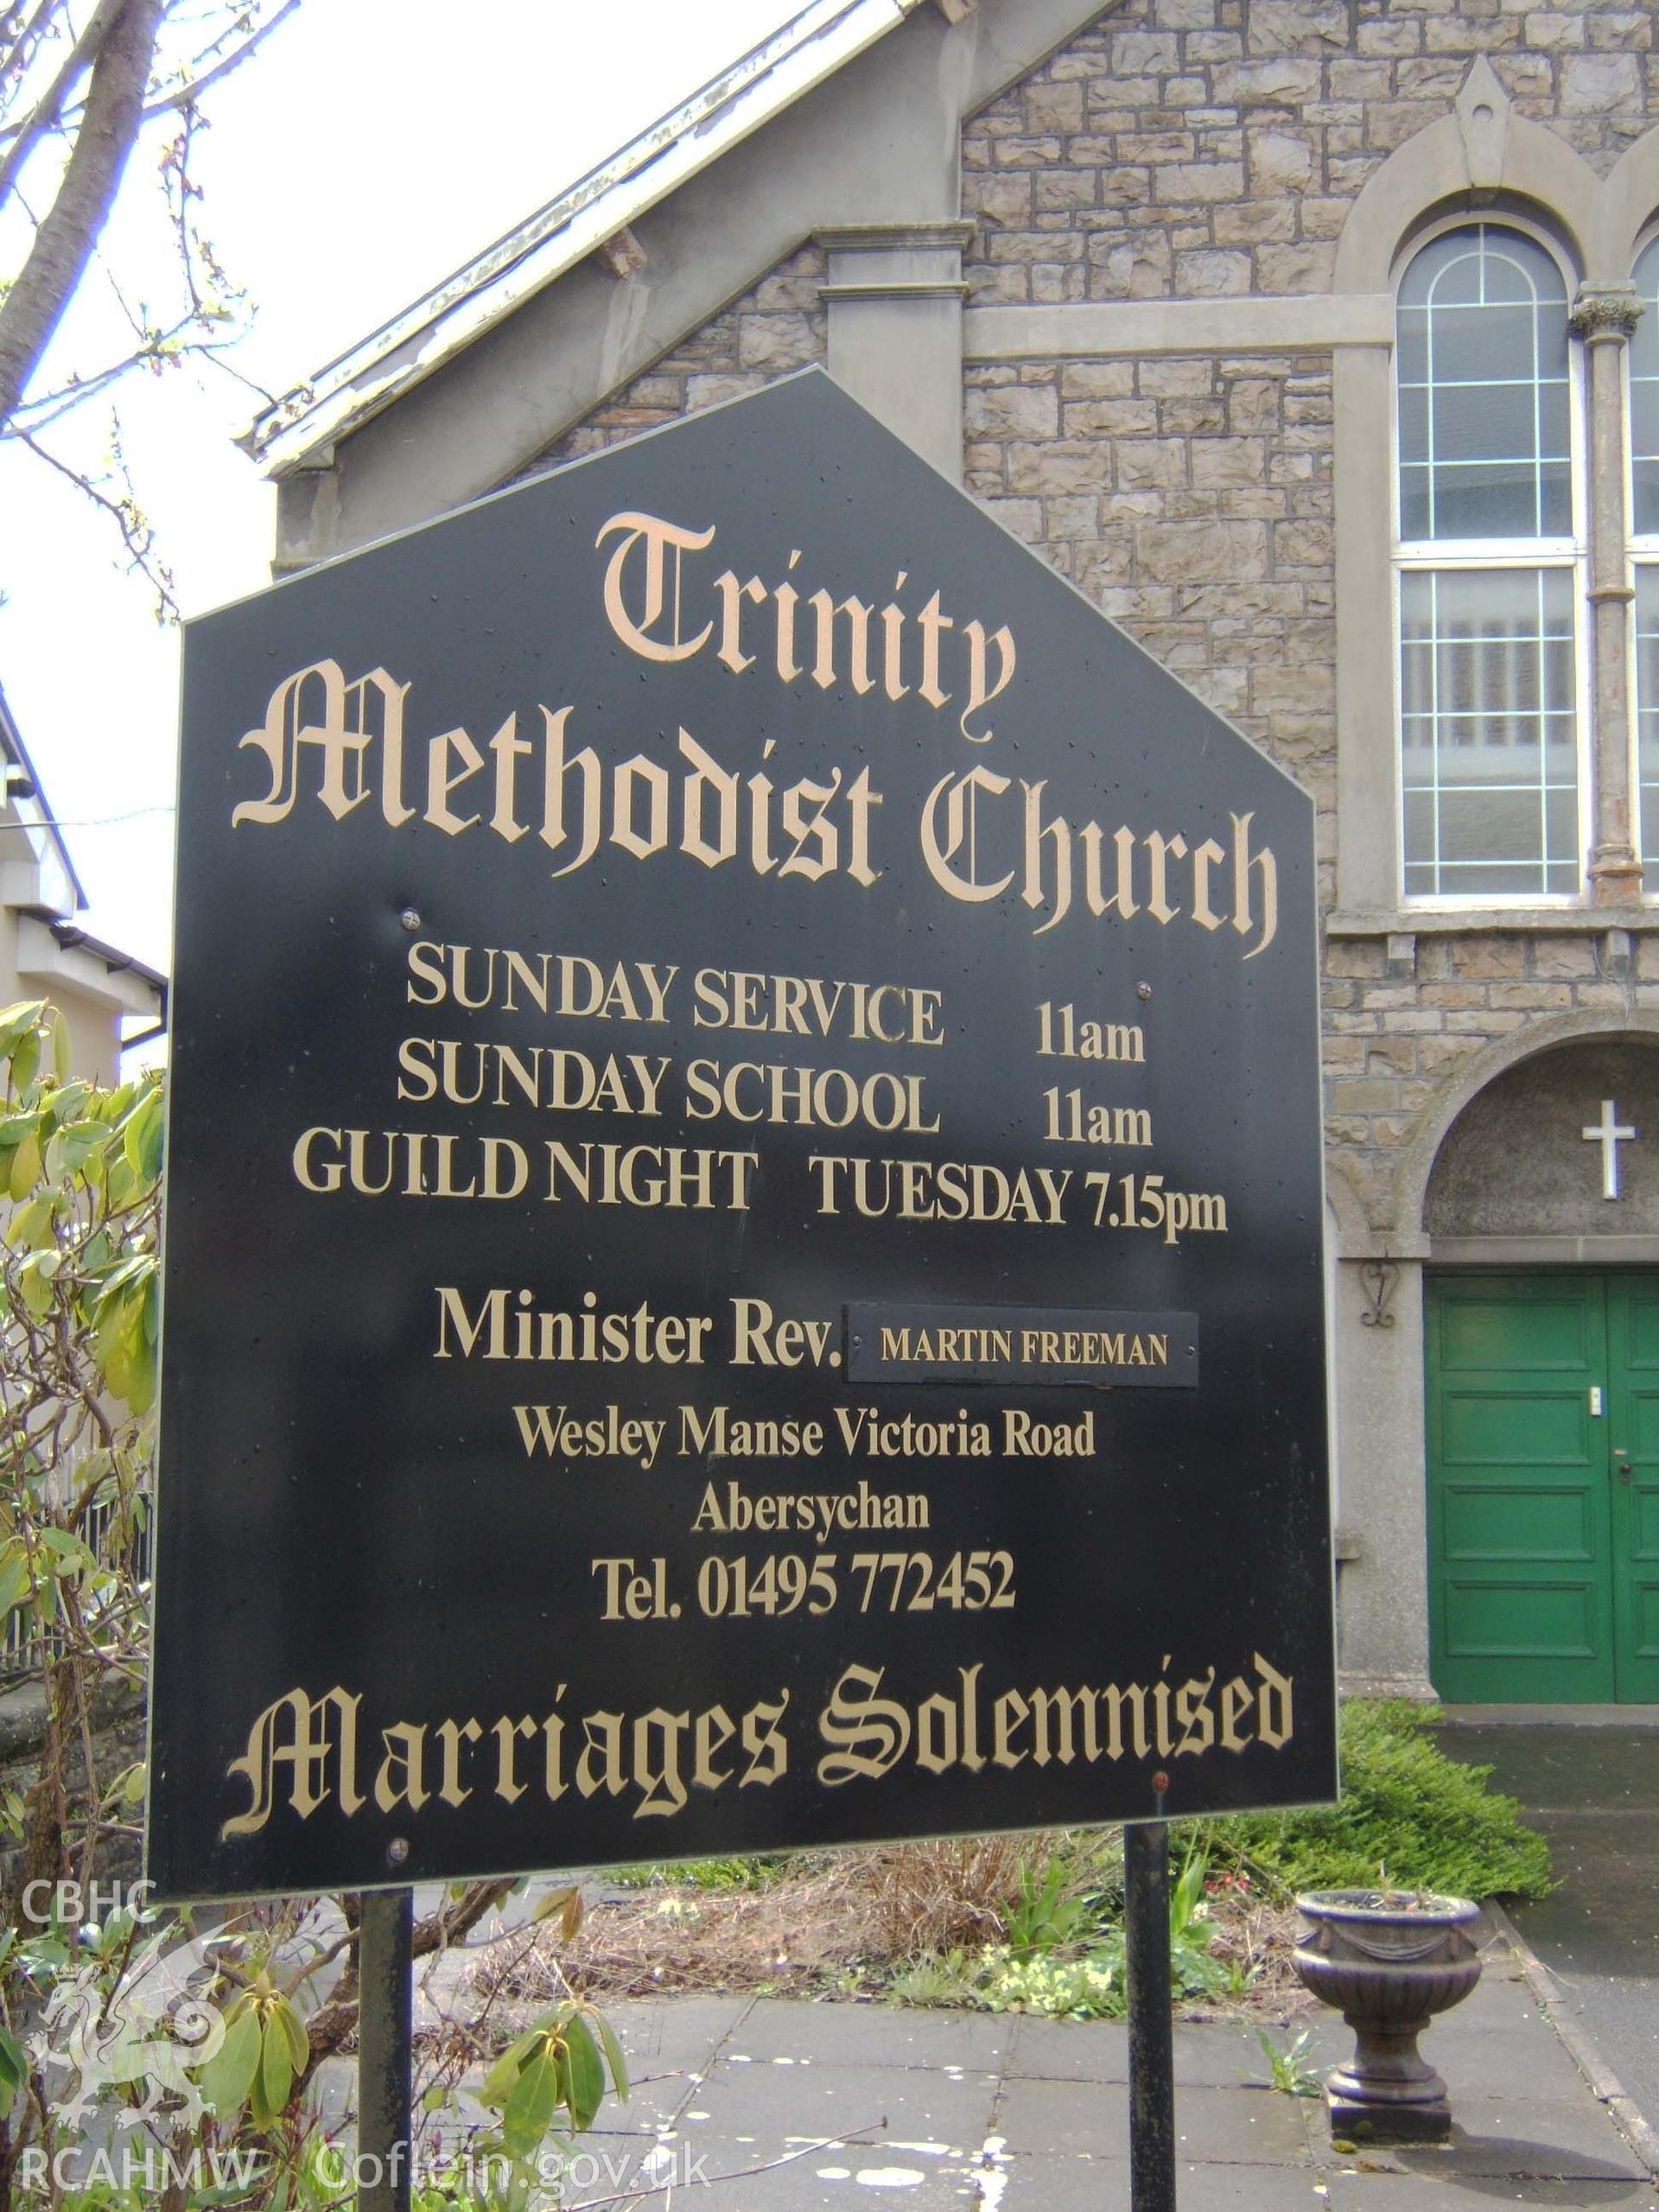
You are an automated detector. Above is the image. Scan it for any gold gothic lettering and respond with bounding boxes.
[218,1657,1294,1837]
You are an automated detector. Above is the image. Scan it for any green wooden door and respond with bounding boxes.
[1427,1272,1659,1702]
[1607,1279,1659,1701]
[1427,1275,1611,1701]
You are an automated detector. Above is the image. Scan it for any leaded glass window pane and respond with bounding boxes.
[1634,567,1659,865]
[1631,238,1659,536]
[1400,569,1580,896]
[1396,226,1572,542]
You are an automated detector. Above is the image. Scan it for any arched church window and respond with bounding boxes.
[1395,223,1582,899]
[1627,233,1659,871]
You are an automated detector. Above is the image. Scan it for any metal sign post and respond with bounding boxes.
[1125,1820,1176,2212]
[357,1889,413,2212]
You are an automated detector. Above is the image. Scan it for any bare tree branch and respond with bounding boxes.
[0,0,167,429]
[0,0,63,99]
[0,1,300,591]
[0,293,221,433]
[140,0,298,118]
[5,340,175,431]
[3,0,302,147]
[199,342,276,405]
[164,105,199,312]
[0,0,126,188]
[12,421,179,615]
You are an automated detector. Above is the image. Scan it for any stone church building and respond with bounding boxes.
[247,0,1659,1706]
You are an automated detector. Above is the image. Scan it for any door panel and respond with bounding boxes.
[1441,1487,1592,1560]
[1439,1294,1599,1370]
[1427,1275,1614,1701]
[1608,1279,1659,1699]
[1442,1393,1593,1463]
[1439,1580,1598,1659]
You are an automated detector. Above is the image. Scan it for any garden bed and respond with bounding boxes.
[463,1703,1551,2031]
[467,1839,1305,2025]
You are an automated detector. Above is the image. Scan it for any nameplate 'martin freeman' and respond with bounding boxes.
[845,1304,1198,1389]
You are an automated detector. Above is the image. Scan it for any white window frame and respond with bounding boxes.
[1625,226,1659,879]
[1391,213,1592,909]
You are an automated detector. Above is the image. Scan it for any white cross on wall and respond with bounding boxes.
[1582,1098,1637,1200]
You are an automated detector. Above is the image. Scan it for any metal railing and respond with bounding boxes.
[0,1496,150,1685]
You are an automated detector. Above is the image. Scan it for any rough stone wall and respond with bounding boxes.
[962,0,1659,320]
[521,244,827,480]
[0,1681,144,1903]
[956,0,1659,1238]
[963,351,1336,852]
[1324,936,1659,1229]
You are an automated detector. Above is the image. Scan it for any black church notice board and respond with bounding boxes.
[149,370,1336,1902]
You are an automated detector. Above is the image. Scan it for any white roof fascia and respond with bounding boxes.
[245,0,925,477]
[15,918,166,1016]
[0,680,87,915]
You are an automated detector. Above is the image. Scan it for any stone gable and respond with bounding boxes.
[519,243,829,482]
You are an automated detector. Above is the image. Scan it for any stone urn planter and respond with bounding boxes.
[1292,1888,1484,2142]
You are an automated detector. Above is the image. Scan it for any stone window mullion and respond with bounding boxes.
[1571,284,1644,904]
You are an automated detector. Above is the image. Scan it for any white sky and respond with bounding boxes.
[0,0,799,976]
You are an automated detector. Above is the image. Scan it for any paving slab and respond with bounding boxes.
[997,2075,1310,2164]
[1324,2172,1653,2211]
[1004,2012,1131,2084]
[728,1997,1014,2070]
[604,1992,755,2071]
[688,2054,997,2144]
[994,2154,1336,2210]
[1169,2083,1319,2167]
[1325,2116,1650,2186]
[1421,1970,1602,2107]
[1008,2012,1291,2088]
[605,2028,1005,2211]
[995,2075,1133,2158]
[1389,2113,1649,2181]
[582,2066,692,2133]
[1417,2012,1596,2107]
[667,2137,979,2211]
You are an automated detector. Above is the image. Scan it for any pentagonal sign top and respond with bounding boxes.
[151,370,1334,1902]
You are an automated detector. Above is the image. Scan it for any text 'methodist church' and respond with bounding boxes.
[245,0,1659,1707]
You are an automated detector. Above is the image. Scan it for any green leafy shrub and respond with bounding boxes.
[971,1943,1123,2018]
[1208,1701,1552,1901]
[608,1854,787,1891]
[888,1840,1232,2020]
[1005,1856,1090,1955]
[0,1002,626,2202]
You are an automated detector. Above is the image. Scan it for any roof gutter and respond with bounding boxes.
[243,0,925,476]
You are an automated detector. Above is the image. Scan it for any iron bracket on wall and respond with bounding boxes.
[1359,1259,1399,1329]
